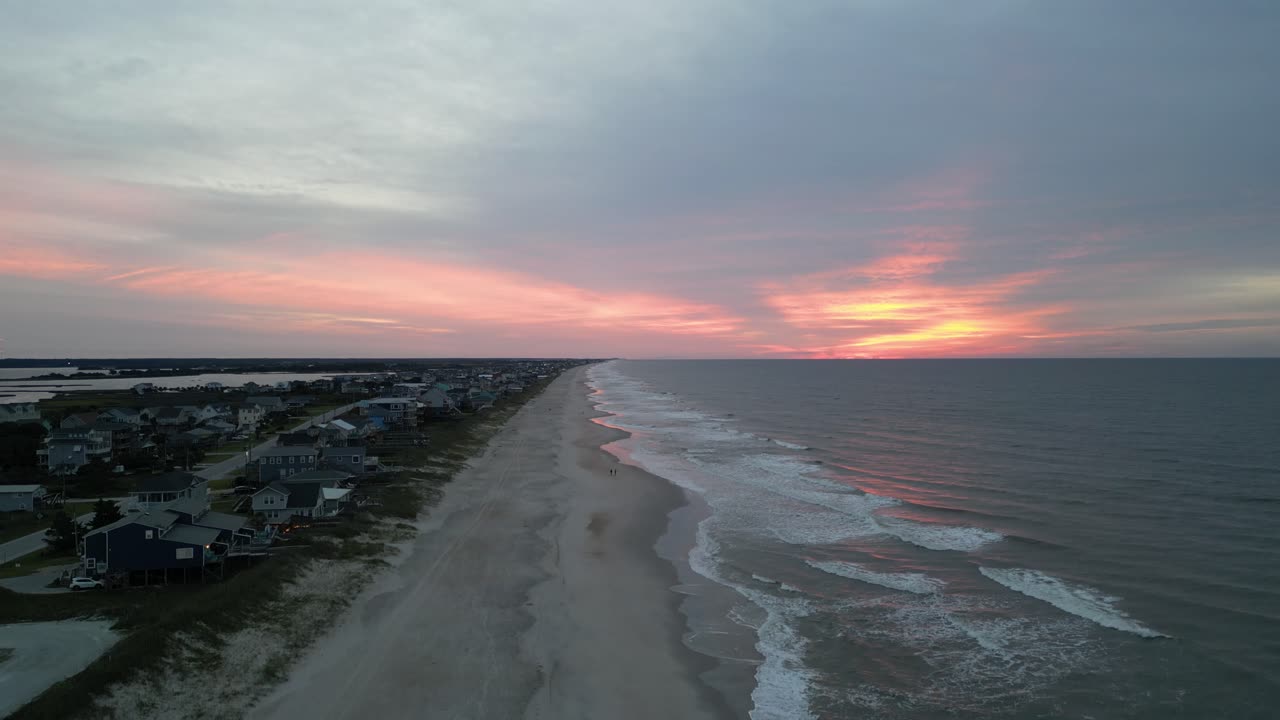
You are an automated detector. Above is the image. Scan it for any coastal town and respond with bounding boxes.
[0,359,586,718]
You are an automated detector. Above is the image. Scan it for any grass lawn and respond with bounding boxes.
[0,551,76,579]
[0,503,94,545]
[210,496,240,513]
[0,512,47,544]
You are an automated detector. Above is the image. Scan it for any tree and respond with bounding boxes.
[90,498,123,529]
[45,511,87,554]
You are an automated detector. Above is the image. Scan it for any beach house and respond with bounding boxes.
[252,446,318,483]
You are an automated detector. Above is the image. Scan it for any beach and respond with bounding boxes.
[250,366,734,720]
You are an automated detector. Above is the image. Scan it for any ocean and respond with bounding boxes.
[586,359,1280,720]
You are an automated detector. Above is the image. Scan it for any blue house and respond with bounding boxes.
[82,497,253,580]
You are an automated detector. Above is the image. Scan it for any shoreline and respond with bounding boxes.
[248,366,738,719]
[573,377,747,719]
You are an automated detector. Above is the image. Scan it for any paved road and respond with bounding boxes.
[0,620,119,717]
[194,402,359,482]
[0,511,95,564]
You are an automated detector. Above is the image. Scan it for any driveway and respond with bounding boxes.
[0,563,76,594]
[0,620,119,717]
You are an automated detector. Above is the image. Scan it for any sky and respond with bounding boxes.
[1,1,1278,359]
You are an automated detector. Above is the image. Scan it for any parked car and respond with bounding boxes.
[68,577,104,591]
[233,485,255,495]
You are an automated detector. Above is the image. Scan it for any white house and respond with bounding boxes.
[252,481,324,525]
[237,404,264,430]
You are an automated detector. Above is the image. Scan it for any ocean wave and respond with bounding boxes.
[979,567,1167,638]
[873,516,1003,552]
[734,586,817,720]
[771,438,810,450]
[806,560,944,595]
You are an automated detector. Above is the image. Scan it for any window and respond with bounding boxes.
[352,457,359,464]
[145,530,154,539]
[176,547,193,559]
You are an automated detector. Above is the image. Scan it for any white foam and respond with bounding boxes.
[734,586,817,720]
[771,439,810,450]
[687,515,818,720]
[979,567,1167,638]
[806,560,944,595]
[873,516,1003,552]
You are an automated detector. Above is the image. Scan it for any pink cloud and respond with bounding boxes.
[0,239,105,279]
[103,249,745,341]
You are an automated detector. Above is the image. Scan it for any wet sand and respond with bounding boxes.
[250,366,735,720]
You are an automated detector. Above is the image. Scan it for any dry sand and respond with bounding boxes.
[250,366,735,720]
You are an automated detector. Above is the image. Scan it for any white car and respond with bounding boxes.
[68,577,104,591]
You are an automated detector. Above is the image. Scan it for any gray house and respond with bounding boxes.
[38,428,112,475]
[0,484,47,512]
[321,446,367,474]
[253,446,318,483]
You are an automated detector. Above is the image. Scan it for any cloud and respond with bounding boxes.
[1,2,1279,357]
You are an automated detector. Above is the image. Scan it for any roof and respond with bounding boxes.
[164,524,221,546]
[137,471,200,493]
[328,419,356,432]
[283,481,322,509]
[247,396,284,406]
[0,484,43,494]
[322,487,352,501]
[85,509,180,537]
[194,511,247,532]
[164,496,208,518]
[283,469,352,483]
[277,432,316,446]
[256,446,316,457]
[255,483,290,497]
[322,446,365,456]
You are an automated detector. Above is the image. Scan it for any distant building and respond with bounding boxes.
[0,403,40,425]
[247,396,286,414]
